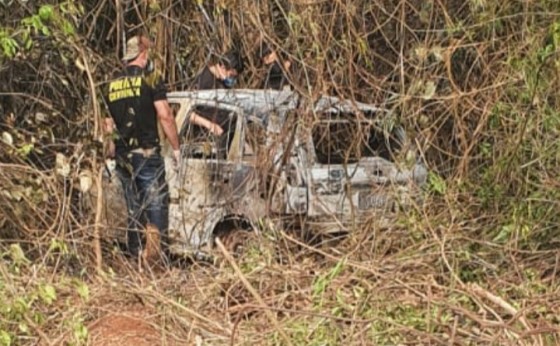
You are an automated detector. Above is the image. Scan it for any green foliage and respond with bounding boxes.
[16,143,34,158]
[7,244,30,269]
[276,318,341,346]
[0,30,18,58]
[38,285,57,305]
[0,3,80,57]
[539,19,560,65]
[70,315,88,345]
[0,331,11,346]
[21,11,51,36]
[312,258,346,305]
[75,281,89,302]
[427,172,446,195]
[0,244,94,345]
[38,5,55,21]
[49,238,69,255]
[0,274,90,344]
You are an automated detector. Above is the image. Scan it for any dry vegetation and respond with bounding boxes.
[1,0,560,345]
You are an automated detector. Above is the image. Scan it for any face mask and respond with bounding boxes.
[223,76,236,88]
[145,59,154,74]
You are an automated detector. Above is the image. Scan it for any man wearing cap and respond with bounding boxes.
[104,35,180,259]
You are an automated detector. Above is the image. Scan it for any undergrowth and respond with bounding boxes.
[1,0,560,345]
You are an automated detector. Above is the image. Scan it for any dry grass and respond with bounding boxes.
[1,0,560,345]
[0,205,558,344]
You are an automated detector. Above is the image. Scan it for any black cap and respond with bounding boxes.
[221,50,245,74]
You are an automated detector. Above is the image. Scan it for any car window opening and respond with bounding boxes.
[312,111,402,164]
[183,105,238,159]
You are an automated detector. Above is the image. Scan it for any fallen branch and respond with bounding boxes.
[215,238,293,346]
[469,283,543,346]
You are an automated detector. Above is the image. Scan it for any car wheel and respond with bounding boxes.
[215,228,256,256]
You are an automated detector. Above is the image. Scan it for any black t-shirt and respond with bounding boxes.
[193,66,230,125]
[262,62,288,90]
[194,66,223,90]
[106,65,167,155]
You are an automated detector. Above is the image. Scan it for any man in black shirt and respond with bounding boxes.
[257,43,291,90]
[194,50,245,90]
[104,35,180,258]
[189,50,245,145]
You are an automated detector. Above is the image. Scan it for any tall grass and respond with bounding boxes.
[0,0,559,344]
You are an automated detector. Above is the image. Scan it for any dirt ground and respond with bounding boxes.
[87,308,163,346]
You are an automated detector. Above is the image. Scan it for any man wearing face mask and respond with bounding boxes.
[189,50,245,148]
[194,49,245,90]
[104,35,180,259]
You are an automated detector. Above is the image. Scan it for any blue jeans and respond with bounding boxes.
[115,151,169,257]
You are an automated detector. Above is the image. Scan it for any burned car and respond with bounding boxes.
[103,89,427,256]
[282,97,428,233]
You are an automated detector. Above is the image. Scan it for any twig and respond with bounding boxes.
[215,238,294,346]
[469,283,543,346]
[86,0,109,40]
[450,316,458,345]
[139,286,231,336]
[78,48,101,140]
[227,303,373,324]
[0,92,55,110]
[93,160,103,271]
[24,315,54,346]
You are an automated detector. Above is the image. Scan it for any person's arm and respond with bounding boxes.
[154,100,180,151]
[189,112,224,136]
[149,73,180,153]
[103,117,115,158]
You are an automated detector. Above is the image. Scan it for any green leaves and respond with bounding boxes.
[8,244,30,267]
[427,172,447,195]
[71,316,88,344]
[21,15,50,36]
[38,5,55,21]
[0,30,18,58]
[38,285,57,305]
[75,282,89,302]
[16,3,77,53]
[49,239,69,255]
[61,19,75,36]
[16,143,34,158]
[312,258,346,303]
[0,330,11,346]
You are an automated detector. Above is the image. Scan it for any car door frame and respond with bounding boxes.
[164,96,247,253]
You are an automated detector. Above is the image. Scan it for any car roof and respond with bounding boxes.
[167,89,387,120]
[167,89,297,117]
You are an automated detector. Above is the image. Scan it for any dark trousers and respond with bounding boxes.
[115,151,169,257]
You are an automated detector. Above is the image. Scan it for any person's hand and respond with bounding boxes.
[209,123,224,136]
[104,140,115,159]
[264,51,280,65]
[173,149,181,170]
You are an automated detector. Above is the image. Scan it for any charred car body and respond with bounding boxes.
[104,89,428,255]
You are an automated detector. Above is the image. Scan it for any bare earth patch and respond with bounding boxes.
[87,307,165,346]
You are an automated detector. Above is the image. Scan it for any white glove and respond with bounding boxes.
[173,149,181,170]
